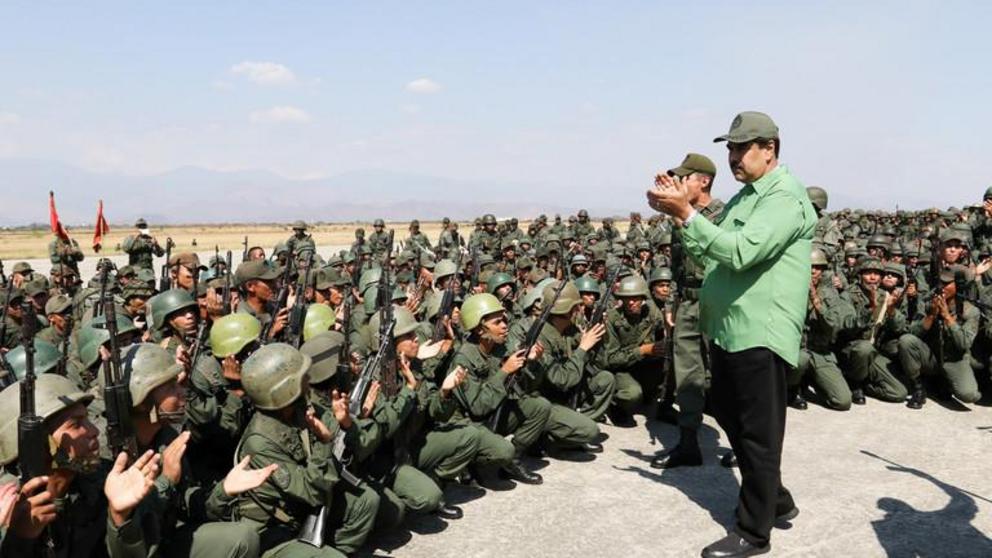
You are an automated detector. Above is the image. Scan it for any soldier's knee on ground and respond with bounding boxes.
[828,392,852,411]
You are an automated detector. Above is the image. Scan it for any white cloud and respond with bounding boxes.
[0,112,21,124]
[405,78,442,94]
[230,61,297,85]
[249,106,311,124]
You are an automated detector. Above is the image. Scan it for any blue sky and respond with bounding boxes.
[1,1,990,210]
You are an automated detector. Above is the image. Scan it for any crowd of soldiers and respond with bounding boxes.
[1,167,991,556]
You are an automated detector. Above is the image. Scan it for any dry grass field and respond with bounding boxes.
[0,219,629,260]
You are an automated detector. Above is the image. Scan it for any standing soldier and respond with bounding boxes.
[285,220,316,257]
[122,218,166,270]
[48,234,84,276]
[407,219,432,254]
[654,153,724,469]
[599,218,621,250]
[573,209,595,240]
[368,219,391,257]
[807,186,843,261]
[627,212,645,244]
[470,214,502,255]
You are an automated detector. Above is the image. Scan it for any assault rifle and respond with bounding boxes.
[222,250,233,314]
[260,260,294,343]
[287,250,315,348]
[241,236,249,262]
[377,231,399,398]
[100,260,138,460]
[489,280,567,429]
[431,250,463,343]
[159,237,175,292]
[570,266,622,408]
[469,246,480,291]
[18,302,46,481]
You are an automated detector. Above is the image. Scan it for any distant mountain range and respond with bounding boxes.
[0,158,633,227]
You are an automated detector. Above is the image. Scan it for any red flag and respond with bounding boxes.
[49,190,70,241]
[93,199,110,253]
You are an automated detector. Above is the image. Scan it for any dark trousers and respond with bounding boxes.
[710,345,795,546]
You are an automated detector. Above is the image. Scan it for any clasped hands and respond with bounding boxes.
[646,174,693,222]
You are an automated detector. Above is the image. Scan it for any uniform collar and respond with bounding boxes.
[747,164,786,195]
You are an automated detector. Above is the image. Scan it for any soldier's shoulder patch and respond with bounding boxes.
[272,466,291,489]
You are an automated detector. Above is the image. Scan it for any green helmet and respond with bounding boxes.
[4,338,62,381]
[867,235,890,251]
[300,331,344,384]
[574,276,600,294]
[78,315,140,370]
[370,307,420,346]
[578,209,589,218]
[482,214,497,225]
[541,281,581,315]
[648,267,673,284]
[292,220,307,230]
[424,291,444,321]
[810,248,829,266]
[806,186,828,211]
[358,266,382,292]
[147,289,197,332]
[460,293,504,330]
[984,186,992,201]
[122,343,183,408]
[210,313,262,358]
[520,286,545,313]
[486,272,515,295]
[374,218,385,227]
[242,343,311,410]
[303,304,336,342]
[616,276,649,298]
[0,374,94,466]
[433,259,459,283]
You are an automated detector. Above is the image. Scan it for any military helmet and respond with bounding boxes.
[866,235,890,251]
[0,374,94,466]
[648,267,674,284]
[242,343,311,410]
[574,276,600,295]
[78,314,140,370]
[486,272,515,295]
[147,289,197,332]
[519,286,545,313]
[882,262,906,280]
[210,313,262,358]
[578,209,589,218]
[460,293,504,330]
[806,186,828,211]
[858,257,884,274]
[541,281,581,315]
[300,331,344,384]
[370,307,419,344]
[984,186,992,201]
[410,219,420,228]
[810,248,829,266]
[433,259,459,283]
[442,217,450,224]
[303,304,336,342]
[570,254,589,267]
[374,218,385,227]
[135,218,148,229]
[358,266,382,292]
[122,343,183,407]
[616,276,649,298]
[482,214,497,225]
[291,220,307,231]
[3,338,62,382]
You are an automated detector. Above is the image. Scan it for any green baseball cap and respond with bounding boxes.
[668,153,717,177]
[714,111,779,143]
[235,260,280,287]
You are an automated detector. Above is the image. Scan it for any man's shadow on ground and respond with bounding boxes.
[615,421,739,529]
[862,450,992,557]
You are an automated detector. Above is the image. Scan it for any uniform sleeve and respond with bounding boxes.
[946,304,980,354]
[241,431,337,509]
[538,328,586,391]
[598,317,642,370]
[683,188,809,272]
[452,351,507,420]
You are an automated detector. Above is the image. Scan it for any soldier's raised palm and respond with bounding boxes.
[223,455,278,496]
[105,450,160,526]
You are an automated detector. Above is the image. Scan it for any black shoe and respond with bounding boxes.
[457,466,480,487]
[774,506,799,528]
[788,389,808,410]
[701,533,769,557]
[720,451,738,468]
[650,444,703,469]
[851,388,866,405]
[499,459,543,485]
[581,441,604,453]
[907,387,926,410]
[607,405,637,428]
[435,501,463,520]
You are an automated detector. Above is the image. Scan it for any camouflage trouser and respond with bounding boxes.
[790,349,852,410]
[673,299,709,430]
[838,340,908,402]
[896,334,982,403]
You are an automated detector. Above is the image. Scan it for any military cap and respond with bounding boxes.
[117,265,136,279]
[940,227,970,245]
[0,288,24,306]
[135,218,148,228]
[343,252,356,264]
[12,262,32,274]
[858,257,884,273]
[668,153,717,177]
[517,256,535,270]
[235,260,279,287]
[23,278,48,297]
[714,111,779,143]
[45,294,72,315]
[291,220,307,230]
[316,268,350,290]
[168,252,206,270]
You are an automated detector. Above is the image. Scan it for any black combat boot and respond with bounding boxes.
[906,383,926,409]
[499,448,543,485]
[787,387,808,410]
[851,388,866,405]
[650,427,703,469]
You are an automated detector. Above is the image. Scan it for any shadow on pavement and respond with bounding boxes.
[862,450,992,557]
[615,422,739,529]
